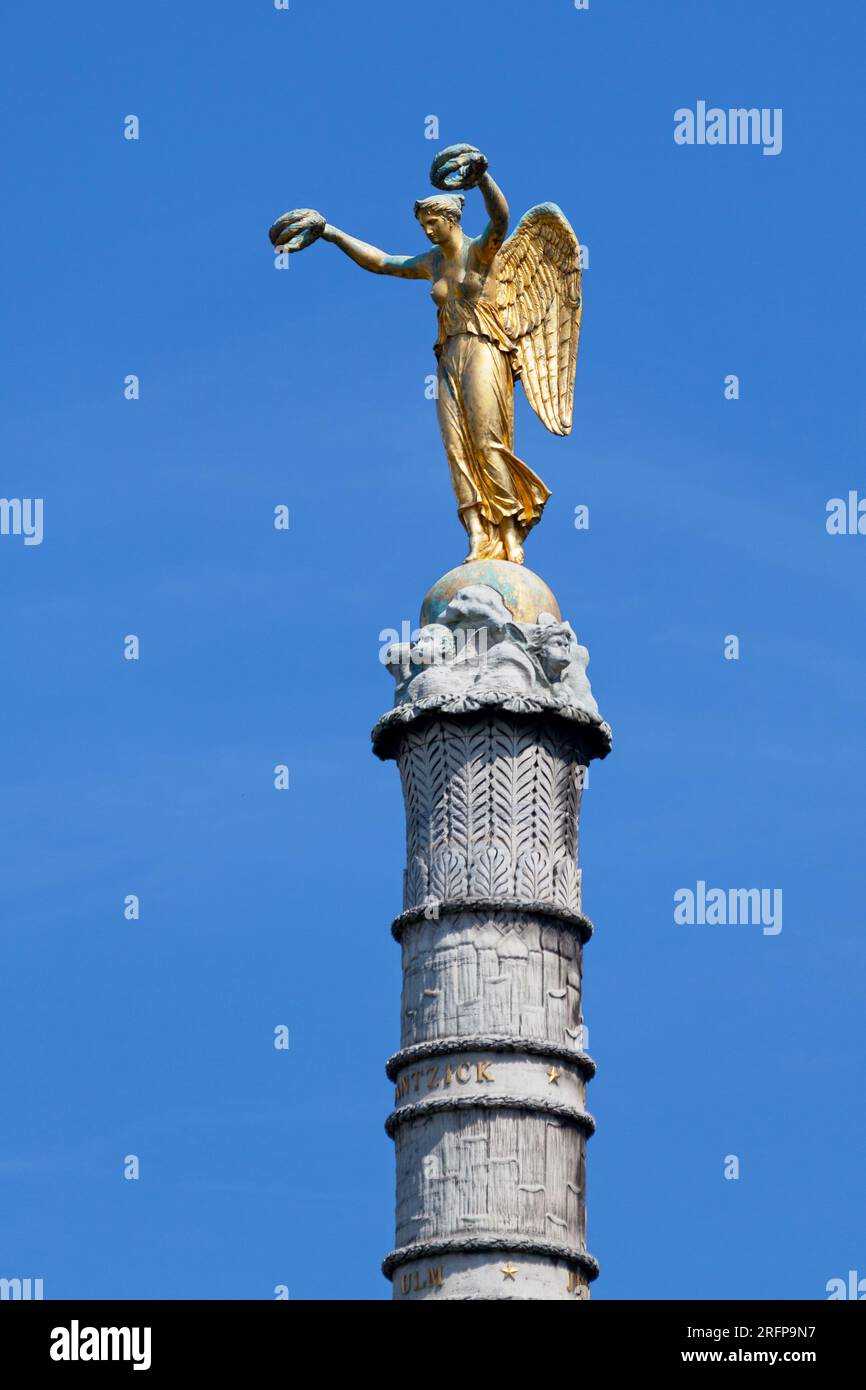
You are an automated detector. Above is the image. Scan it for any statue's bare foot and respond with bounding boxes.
[500,518,524,565]
[462,505,495,563]
[464,536,497,562]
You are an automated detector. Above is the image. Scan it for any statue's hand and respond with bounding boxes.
[430,144,489,191]
[268,208,326,253]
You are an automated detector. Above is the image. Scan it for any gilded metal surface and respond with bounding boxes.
[420,558,562,626]
[269,144,582,565]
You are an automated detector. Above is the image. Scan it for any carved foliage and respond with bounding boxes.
[399,718,584,913]
[470,846,510,897]
[430,849,467,899]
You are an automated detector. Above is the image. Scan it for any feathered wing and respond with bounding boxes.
[495,203,582,436]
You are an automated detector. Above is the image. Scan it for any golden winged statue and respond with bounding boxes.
[269,143,582,565]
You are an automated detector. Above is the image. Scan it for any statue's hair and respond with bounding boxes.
[414,194,465,224]
[526,620,573,656]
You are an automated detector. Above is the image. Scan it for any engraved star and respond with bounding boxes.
[547,1066,561,1085]
[501,1263,519,1281]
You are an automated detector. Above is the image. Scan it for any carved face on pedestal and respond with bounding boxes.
[532,623,574,685]
[441,584,513,638]
[410,624,455,670]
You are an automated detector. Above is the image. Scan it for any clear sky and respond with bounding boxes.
[2,0,864,1301]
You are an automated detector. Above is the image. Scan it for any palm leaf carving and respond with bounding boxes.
[470,845,511,897]
[430,848,467,899]
[517,848,551,901]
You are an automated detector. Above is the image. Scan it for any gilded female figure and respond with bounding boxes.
[269,145,582,565]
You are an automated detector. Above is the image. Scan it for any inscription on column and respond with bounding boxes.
[394,1059,494,1103]
[399,1265,444,1297]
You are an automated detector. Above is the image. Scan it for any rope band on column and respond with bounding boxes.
[385,1093,596,1139]
[385,1035,596,1080]
[392,897,593,943]
[382,1235,601,1282]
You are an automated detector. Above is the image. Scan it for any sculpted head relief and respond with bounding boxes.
[380,582,601,726]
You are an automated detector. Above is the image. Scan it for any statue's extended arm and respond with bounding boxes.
[474,173,510,264]
[323,224,432,279]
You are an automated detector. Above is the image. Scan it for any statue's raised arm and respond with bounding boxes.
[429,143,509,263]
[267,144,582,565]
[268,208,433,279]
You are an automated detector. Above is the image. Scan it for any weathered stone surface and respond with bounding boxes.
[391,1105,589,1248]
[397,911,586,1050]
[376,576,608,1300]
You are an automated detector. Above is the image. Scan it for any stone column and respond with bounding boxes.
[373,563,610,1302]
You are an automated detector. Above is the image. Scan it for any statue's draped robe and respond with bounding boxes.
[433,286,550,552]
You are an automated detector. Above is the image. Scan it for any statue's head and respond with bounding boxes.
[442,584,512,637]
[409,623,456,669]
[528,620,574,683]
[415,194,464,245]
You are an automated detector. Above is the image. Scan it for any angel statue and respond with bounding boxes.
[268,144,582,565]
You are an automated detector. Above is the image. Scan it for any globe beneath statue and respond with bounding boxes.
[420,559,562,627]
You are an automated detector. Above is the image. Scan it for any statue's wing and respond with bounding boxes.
[496,203,582,436]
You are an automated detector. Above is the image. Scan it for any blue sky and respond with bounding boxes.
[1,0,864,1300]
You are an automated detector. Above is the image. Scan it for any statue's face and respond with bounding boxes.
[540,632,572,679]
[411,627,454,667]
[419,212,455,245]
